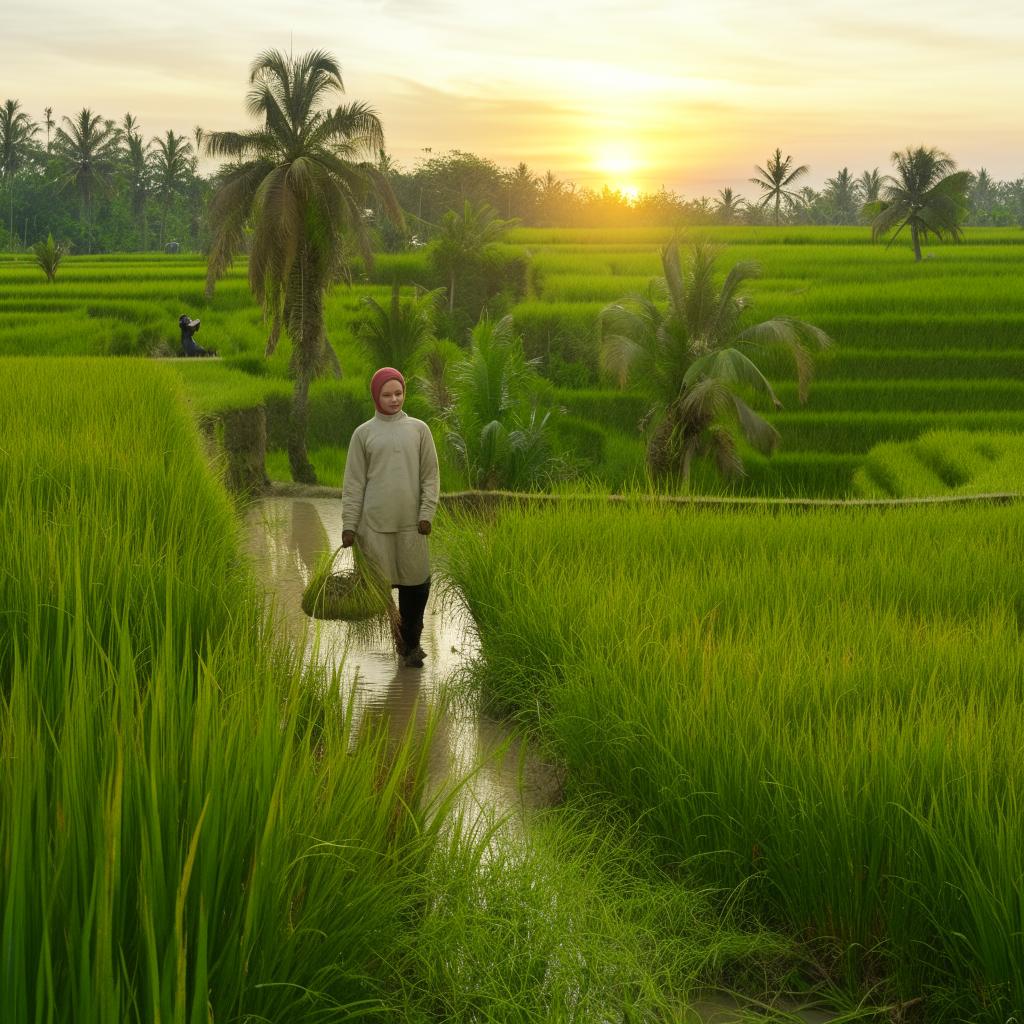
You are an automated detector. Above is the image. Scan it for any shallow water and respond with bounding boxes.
[244,496,561,836]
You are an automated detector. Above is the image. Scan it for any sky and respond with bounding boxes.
[5,0,1024,198]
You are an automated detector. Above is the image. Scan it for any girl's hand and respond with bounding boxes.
[418,520,432,536]
[342,530,355,548]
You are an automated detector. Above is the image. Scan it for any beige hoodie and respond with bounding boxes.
[342,411,439,533]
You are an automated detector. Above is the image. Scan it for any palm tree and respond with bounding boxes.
[0,99,39,246]
[600,241,831,480]
[357,283,443,370]
[119,116,150,249]
[150,130,195,247]
[436,315,562,490]
[714,187,745,224]
[823,168,859,224]
[205,48,403,484]
[429,199,514,315]
[43,106,54,153]
[865,147,971,261]
[750,148,809,226]
[52,108,120,252]
[856,168,885,204]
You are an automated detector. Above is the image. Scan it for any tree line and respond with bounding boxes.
[3,94,1023,254]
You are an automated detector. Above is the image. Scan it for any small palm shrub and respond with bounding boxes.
[432,315,564,490]
[32,233,69,282]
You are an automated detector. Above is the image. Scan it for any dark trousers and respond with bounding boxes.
[395,576,431,649]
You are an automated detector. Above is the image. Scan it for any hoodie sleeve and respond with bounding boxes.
[341,427,367,532]
[417,422,440,523]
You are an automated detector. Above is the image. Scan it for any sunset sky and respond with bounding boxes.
[6,0,1024,197]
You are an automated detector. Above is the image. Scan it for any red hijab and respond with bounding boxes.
[370,367,405,413]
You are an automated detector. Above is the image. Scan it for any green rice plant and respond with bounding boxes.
[854,430,1024,497]
[301,542,397,622]
[386,805,812,1022]
[771,410,1024,453]
[854,441,948,497]
[818,347,1024,381]
[772,378,1024,413]
[442,500,1024,1020]
[0,357,454,1021]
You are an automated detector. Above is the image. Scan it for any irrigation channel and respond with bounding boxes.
[245,495,562,838]
[245,495,846,1024]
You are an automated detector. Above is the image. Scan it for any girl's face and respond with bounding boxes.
[378,379,405,414]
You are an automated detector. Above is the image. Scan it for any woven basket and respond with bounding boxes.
[301,543,395,624]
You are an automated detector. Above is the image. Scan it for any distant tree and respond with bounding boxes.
[865,146,971,261]
[856,168,885,204]
[600,241,831,480]
[823,167,859,224]
[536,170,564,225]
[205,48,402,483]
[150,130,195,247]
[429,199,515,316]
[791,186,826,225]
[43,106,55,152]
[52,108,120,252]
[407,150,505,223]
[119,115,150,248]
[0,99,39,246]
[714,187,745,224]
[969,168,996,225]
[750,148,809,226]
[504,161,538,221]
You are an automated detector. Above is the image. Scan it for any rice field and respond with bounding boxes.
[4,356,832,1021]
[2,227,1024,497]
[443,499,1024,1021]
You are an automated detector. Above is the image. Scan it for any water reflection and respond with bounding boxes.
[244,496,560,837]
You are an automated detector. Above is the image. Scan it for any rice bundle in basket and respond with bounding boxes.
[301,543,395,623]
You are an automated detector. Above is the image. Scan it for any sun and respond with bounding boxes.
[595,144,639,177]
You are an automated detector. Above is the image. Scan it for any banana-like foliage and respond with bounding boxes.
[600,241,831,481]
[434,315,563,490]
[203,49,404,483]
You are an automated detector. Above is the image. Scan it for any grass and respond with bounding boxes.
[0,357,452,1021]
[443,499,1024,1021]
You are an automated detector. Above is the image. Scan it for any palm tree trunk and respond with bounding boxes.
[287,369,318,484]
[911,222,922,262]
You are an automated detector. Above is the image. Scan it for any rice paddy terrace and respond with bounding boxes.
[3,225,1023,497]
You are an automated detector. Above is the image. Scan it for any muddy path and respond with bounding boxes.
[244,495,561,835]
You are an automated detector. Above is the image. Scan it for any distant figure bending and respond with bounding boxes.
[178,314,215,357]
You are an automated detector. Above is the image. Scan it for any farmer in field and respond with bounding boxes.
[178,314,215,357]
[341,367,439,668]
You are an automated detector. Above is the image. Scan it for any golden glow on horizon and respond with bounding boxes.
[594,144,640,177]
